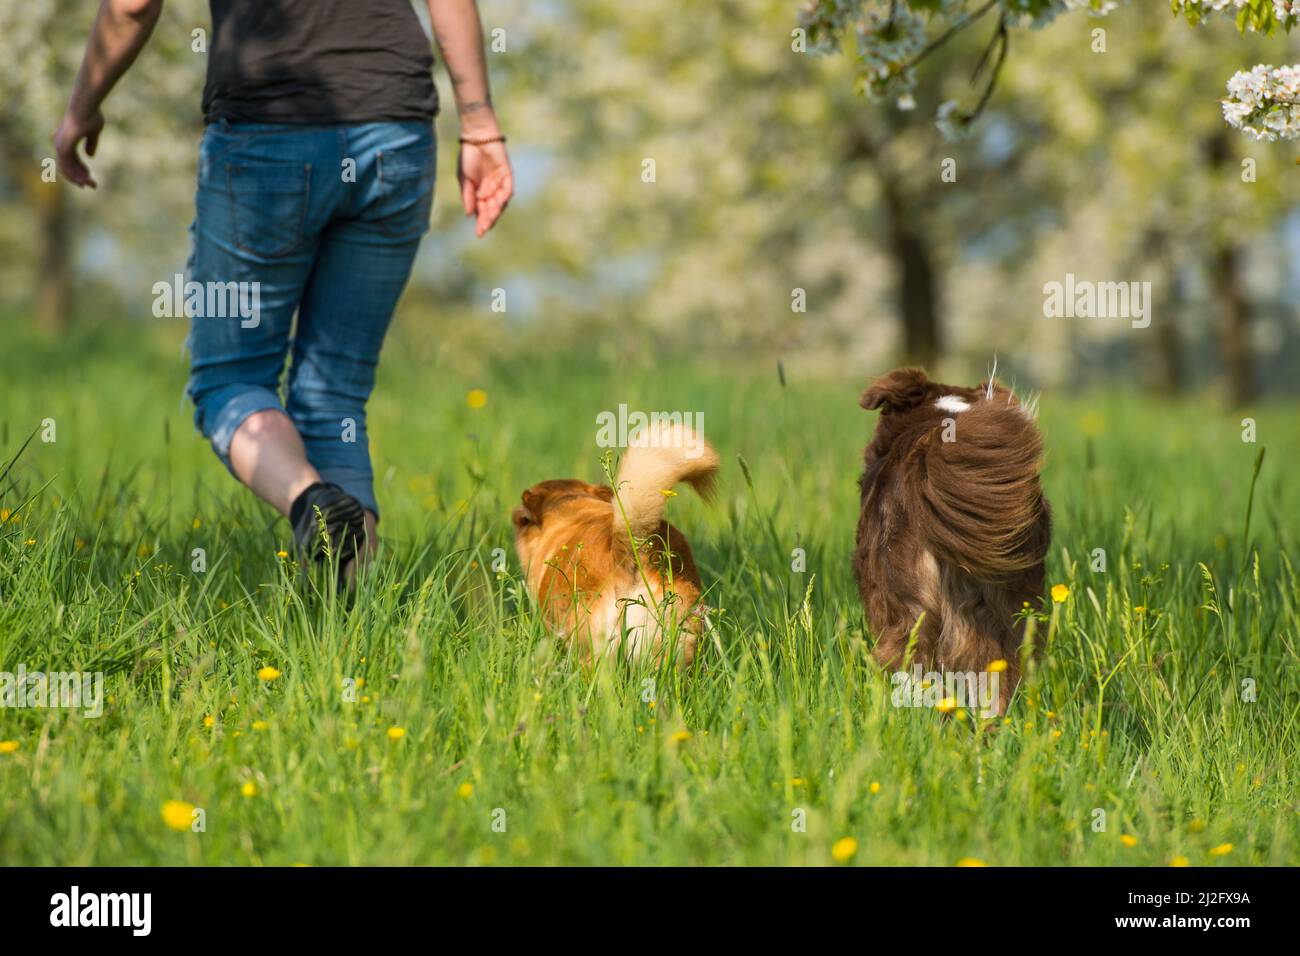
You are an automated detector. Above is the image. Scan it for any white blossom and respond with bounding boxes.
[936,99,974,142]
[1223,63,1300,141]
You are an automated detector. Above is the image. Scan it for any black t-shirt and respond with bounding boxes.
[202,0,439,125]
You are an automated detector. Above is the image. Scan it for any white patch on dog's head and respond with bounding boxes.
[934,395,971,414]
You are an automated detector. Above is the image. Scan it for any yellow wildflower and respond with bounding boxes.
[161,800,195,831]
[831,837,858,863]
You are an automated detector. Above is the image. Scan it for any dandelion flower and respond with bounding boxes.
[1051,584,1070,603]
[1079,411,1105,437]
[192,516,202,529]
[670,730,691,743]
[387,726,406,741]
[1120,834,1138,847]
[869,781,881,795]
[457,782,474,799]
[1208,843,1234,858]
[831,837,858,863]
[161,800,195,831]
[0,741,20,755]
[956,857,987,867]
[936,697,958,714]
[1170,855,1190,867]
[241,781,258,798]
[258,666,281,682]
[202,715,215,728]
[1189,819,1206,833]
[276,550,288,559]
[251,720,269,732]
[987,659,1008,673]
[467,389,488,409]
[661,489,678,498]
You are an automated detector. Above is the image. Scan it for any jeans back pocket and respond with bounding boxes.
[227,161,311,258]
[375,142,436,240]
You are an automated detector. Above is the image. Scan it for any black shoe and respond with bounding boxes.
[289,482,367,578]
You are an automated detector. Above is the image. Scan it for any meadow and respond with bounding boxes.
[0,318,1296,866]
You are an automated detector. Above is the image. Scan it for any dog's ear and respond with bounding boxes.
[860,368,930,413]
[514,489,544,527]
[591,484,615,502]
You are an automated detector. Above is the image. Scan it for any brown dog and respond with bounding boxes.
[513,423,718,668]
[853,368,1051,714]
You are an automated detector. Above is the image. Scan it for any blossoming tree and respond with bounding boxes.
[798,0,1299,142]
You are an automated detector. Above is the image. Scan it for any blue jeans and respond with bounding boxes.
[186,120,435,519]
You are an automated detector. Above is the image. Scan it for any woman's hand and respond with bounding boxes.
[53,107,105,189]
[54,0,163,190]
[458,138,513,238]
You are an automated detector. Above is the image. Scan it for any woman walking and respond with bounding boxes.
[54,0,513,580]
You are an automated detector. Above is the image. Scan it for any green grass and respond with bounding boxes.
[0,319,1296,866]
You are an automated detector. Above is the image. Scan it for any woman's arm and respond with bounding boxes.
[54,0,164,189]
[427,0,514,237]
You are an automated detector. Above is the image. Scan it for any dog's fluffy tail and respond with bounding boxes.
[613,423,718,540]
[913,390,1049,583]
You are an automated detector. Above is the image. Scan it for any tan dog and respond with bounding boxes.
[512,423,718,667]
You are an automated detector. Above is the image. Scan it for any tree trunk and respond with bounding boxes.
[846,126,943,369]
[1212,242,1254,406]
[883,187,941,368]
[35,182,72,332]
[1147,229,1182,395]
[1204,130,1254,406]
[889,214,941,369]
[3,123,74,332]
[1154,294,1183,395]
